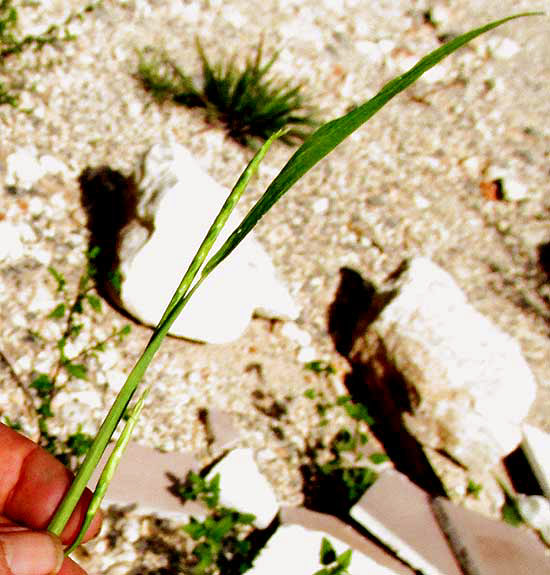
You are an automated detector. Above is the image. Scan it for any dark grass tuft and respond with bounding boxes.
[137,39,319,147]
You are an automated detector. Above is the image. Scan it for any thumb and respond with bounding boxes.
[0,531,64,575]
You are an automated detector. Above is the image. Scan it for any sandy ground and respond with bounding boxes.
[0,0,549,571]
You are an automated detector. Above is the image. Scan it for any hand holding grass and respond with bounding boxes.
[49,10,544,557]
[0,424,101,575]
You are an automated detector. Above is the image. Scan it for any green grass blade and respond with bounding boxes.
[47,128,285,538]
[202,12,542,275]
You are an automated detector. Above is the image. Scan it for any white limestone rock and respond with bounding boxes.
[117,143,299,343]
[0,222,25,263]
[350,257,537,470]
[246,524,398,575]
[5,148,69,190]
[206,448,279,529]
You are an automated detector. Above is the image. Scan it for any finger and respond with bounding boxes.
[0,530,63,575]
[0,425,102,544]
[0,521,89,575]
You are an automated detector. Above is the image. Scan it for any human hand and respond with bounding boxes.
[0,424,102,575]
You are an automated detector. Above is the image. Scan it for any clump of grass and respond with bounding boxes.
[138,40,319,147]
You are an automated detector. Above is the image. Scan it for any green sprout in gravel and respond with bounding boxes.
[0,0,100,106]
[313,538,352,575]
[47,12,543,557]
[302,384,378,514]
[2,246,131,471]
[138,39,318,147]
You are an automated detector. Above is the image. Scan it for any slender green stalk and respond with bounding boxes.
[47,129,285,537]
[63,387,150,555]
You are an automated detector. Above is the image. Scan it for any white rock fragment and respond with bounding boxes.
[350,257,537,469]
[27,284,57,313]
[502,178,528,201]
[486,166,529,201]
[413,194,431,209]
[487,36,520,60]
[297,346,317,364]
[312,197,329,214]
[281,322,312,347]
[118,143,299,343]
[6,148,44,189]
[423,63,448,84]
[5,149,68,190]
[517,495,550,545]
[462,156,481,179]
[207,448,279,529]
[246,524,397,575]
[356,40,385,64]
[51,389,103,411]
[522,425,550,499]
[428,4,450,27]
[39,155,69,178]
[0,222,25,263]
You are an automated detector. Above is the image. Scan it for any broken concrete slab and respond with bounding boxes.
[350,469,462,575]
[432,496,550,575]
[87,442,204,520]
[280,506,415,575]
[246,523,406,575]
[86,409,240,518]
[117,142,299,344]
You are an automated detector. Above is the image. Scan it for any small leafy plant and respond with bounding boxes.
[44,12,542,557]
[0,0,99,106]
[466,479,483,499]
[2,247,130,470]
[176,471,257,575]
[313,538,352,575]
[138,39,318,147]
[302,383,378,514]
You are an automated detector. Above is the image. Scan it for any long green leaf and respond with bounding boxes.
[202,12,542,275]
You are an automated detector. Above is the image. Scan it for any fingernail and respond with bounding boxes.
[0,532,64,575]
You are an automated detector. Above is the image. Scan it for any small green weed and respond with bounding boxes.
[301,367,379,514]
[313,537,352,575]
[304,360,337,376]
[138,40,318,147]
[176,471,257,575]
[0,0,100,106]
[466,479,483,499]
[499,485,524,527]
[2,247,130,470]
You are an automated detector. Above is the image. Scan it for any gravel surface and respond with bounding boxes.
[1,1,549,572]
